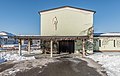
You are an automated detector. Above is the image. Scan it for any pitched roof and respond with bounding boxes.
[0,31,15,36]
[39,6,96,14]
[94,32,120,37]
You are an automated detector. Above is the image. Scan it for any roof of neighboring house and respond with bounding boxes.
[94,32,120,37]
[0,31,15,36]
[39,6,96,14]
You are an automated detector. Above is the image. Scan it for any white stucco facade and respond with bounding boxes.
[40,6,95,36]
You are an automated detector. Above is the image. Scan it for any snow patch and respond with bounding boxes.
[0,52,35,63]
[4,53,35,62]
[87,52,120,76]
[0,51,57,75]
[0,58,56,76]
[67,58,81,64]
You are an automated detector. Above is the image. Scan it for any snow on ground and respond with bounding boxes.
[0,49,43,63]
[0,52,35,62]
[87,52,120,76]
[0,50,57,76]
[21,49,43,55]
[0,58,56,76]
[30,50,43,54]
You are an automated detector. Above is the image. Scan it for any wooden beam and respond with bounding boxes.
[12,36,89,40]
[50,40,53,57]
[28,39,31,53]
[82,39,86,57]
[18,39,22,56]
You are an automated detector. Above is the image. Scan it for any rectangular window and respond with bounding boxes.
[99,40,101,47]
[114,40,116,47]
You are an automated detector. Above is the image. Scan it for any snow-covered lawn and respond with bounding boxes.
[87,52,120,76]
[0,49,43,63]
[0,51,57,76]
[0,52,35,62]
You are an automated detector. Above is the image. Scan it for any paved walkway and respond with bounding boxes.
[15,58,106,76]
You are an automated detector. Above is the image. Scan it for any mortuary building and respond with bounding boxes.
[9,6,120,57]
[39,6,95,55]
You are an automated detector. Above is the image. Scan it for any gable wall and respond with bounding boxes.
[40,8,94,36]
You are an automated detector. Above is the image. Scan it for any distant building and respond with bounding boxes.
[0,31,16,45]
[94,32,120,52]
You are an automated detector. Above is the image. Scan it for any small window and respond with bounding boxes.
[99,40,101,47]
[114,40,116,47]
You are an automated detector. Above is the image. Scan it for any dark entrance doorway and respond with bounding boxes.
[59,40,74,54]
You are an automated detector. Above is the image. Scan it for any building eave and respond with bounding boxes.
[38,6,96,15]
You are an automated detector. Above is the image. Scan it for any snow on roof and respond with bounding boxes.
[0,36,8,38]
[0,31,7,35]
[94,32,120,37]
[18,35,40,36]
[0,31,15,36]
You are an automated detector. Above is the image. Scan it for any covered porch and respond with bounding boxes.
[13,36,89,57]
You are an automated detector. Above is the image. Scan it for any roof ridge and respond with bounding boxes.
[39,6,96,14]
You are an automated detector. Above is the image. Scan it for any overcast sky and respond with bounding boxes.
[0,0,120,35]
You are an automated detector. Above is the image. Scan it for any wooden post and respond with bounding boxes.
[38,40,41,49]
[50,40,53,57]
[28,39,31,53]
[82,39,85,57]
[18,39,22,56]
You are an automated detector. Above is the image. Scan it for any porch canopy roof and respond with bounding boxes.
[12,35,89,40]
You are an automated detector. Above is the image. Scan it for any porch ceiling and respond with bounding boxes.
[11,36,89,40]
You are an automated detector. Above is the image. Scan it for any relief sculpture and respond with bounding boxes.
[52,16,58,31]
